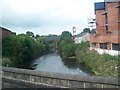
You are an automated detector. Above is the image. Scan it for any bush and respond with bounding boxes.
[75,42,119,77]
[59,38,76,57]
[2,34,48,67]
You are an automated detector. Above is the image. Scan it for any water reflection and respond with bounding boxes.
[61,58,79,69]
[30,53,92,76]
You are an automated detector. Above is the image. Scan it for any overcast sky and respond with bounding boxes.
[1,0,104,35]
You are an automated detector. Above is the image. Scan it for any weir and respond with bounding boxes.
[2,67,120,89]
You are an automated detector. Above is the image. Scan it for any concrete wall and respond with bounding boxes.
[74,33,90,44]
[90,47,120,56]
[2,67,120,89]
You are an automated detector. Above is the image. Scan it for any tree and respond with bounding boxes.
[2,34,48,67]
[62,43,76,57]
[83,28,90,33]
[26,31,34,37]
[90,29,96,34]
[35,34,40,39]
[59,38,75,57]
[60,31,72,40]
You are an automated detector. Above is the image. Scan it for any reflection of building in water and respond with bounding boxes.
[0,26,16,40]
[90,0,120,56]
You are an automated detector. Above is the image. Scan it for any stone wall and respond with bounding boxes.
[2,67,120,89]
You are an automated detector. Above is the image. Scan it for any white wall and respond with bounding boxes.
[74,33,90,44]
[90,47,120,56]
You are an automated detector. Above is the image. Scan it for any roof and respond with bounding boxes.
[94,2,105,13]
[0,26,11,32]
[0,26,16,35]
[76,33,89,37]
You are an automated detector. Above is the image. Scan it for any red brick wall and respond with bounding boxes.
[2,29,12,39]
[96,10,106,35]
[107,2,119,32]
[90,2,120,45]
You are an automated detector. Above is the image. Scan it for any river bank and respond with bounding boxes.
[75,48,119,77]
[59,40,119,77]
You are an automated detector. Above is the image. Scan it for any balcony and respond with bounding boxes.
[102,11,108,15]
[115,4,120,8]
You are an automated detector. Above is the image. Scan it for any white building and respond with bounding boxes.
[74,33,90,44]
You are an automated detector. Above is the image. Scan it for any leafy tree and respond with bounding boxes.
[62,43,76,57]
[90,29,96,34]
[26,31,34,37]
[83,28,90,33]
[60,31,72,40]
[35,34,40,39]
[2,34,48,67]
[59,38,75,57]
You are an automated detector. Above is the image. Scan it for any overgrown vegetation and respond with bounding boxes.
[58,30,119,77]
[75,42,119,77]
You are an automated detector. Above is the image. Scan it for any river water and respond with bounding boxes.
[30,53,92,76]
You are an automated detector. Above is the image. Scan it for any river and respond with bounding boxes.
[29,52,92,76]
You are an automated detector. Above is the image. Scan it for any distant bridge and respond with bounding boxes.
[2,67,120,89]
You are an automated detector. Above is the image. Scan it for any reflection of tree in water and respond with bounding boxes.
[61,58,79,69]
[78,62,94,75]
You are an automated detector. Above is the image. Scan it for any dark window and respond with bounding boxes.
[105,9,108,32]
[112,43,120,51]
[100,43,107,49]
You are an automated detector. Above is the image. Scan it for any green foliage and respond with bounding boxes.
[26,31,34,37]
[90,29,96,34]
[83,28,90,33]
[59,37,76,57]
[35,34,40,39]
[60,31,72,40]
[62,43,76,57]
[2,58,13,67]
[2,34,48,67]
[75,42,119,77]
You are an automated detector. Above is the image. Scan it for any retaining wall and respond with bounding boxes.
[2,67,120,89]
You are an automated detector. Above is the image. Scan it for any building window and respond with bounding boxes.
[112,43,120,51]
[100,43,107,49]
[116,20,120,23]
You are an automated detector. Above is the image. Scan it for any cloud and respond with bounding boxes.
[1,0,104,35]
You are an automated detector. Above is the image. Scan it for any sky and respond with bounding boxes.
[1,0,104,36]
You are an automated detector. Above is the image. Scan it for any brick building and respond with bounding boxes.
[0,27,16,41]
[90,0,120,56]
